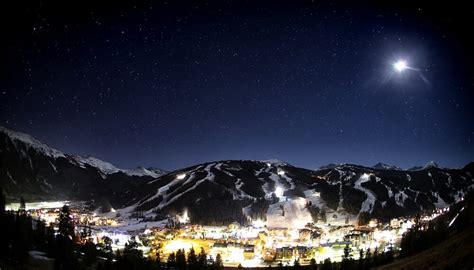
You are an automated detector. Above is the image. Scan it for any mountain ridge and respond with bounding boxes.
[1,125,473,226]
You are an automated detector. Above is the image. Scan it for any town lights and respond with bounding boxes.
[163,239,194,254]
[176,173,186,180]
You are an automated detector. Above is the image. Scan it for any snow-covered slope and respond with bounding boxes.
[72,155,166,178]
[124,160,474,227]
[372,162,402,171]
[1,126,473,227]
[0,126,65,158]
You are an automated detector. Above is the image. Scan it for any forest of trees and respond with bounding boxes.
[0,186,224,270]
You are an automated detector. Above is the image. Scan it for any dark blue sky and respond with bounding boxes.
[1,1,473,170]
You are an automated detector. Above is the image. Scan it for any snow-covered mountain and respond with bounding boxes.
[0,126,166,203]
[372,162,402,171]
[1,126,473,226]
[122,160,474,226]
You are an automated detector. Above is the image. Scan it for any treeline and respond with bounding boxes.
[272,243,394,270]
[305,201,326,223]
[400,191,474,258]
[0,187,224,270]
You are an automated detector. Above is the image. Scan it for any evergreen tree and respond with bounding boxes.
[176,249,186,270]
[118,238,146,270]
[198,247,207,270]
[310,258,316,270]
[320,209,327,223]
[341,244,353,269]
[167,252,176,269]
[358,249,364,270]
[0,186,5,215]
[33,219,47,251]
[373,247,379,266]
[81,240,98,266]
[188,247,198,270]
[12,211,31,263]
[58,205,75,240]
[20,196,26,211]
[277,261,283,270]
[156,251,162,269]
[293,258,300,269]
[98,236,114,260]
[365,248,372,269]
[321,258,332,270]
[343,244,352,260]
[214,253,224,270]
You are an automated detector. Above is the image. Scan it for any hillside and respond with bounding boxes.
[1,126,473,225]
[0,126,166,207]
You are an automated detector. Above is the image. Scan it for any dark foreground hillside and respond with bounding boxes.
[376,227,474,270]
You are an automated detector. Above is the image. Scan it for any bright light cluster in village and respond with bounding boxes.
[6,199,452,267]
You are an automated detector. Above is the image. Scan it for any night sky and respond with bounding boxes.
[1,1,473,170]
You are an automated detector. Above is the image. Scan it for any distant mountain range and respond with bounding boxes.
[1,126,473,225]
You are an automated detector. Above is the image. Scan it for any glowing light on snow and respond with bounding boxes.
[163,239,194,253]
[252,219,265,228]
[177,209,190,223]
[176,173,186,180]
[275,186,284,197]
[277,169,285,176]
[394,60,407,72]
[5,201,69,211]
[110,208,116,213]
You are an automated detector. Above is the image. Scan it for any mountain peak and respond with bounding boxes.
[423,161,439,169]
[318,163,346,170]
[0,125,65,158]
[261,159,288,166]
[72,155,120,175]
[372,162,401,170]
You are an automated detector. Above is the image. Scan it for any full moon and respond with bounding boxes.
[394,60,407,72]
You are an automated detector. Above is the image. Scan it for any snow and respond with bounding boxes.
[164,163,216,207]
[73,155,121,175]
[143,163,217,209]
[394,191,408,207]
[48,161,57,172]
[1,126,165,179]
[126,167,167,178]
[261,159,288,166]
[0,126,65,158]
[353,173,376,213]
[29,250,53,261]
[303,189,326,209]
[265,197,312,229]
[73,155,165,178]
[423,161,439,169]
[102,219,167,232]
[373,163,401,171]
[431,191,448,208]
